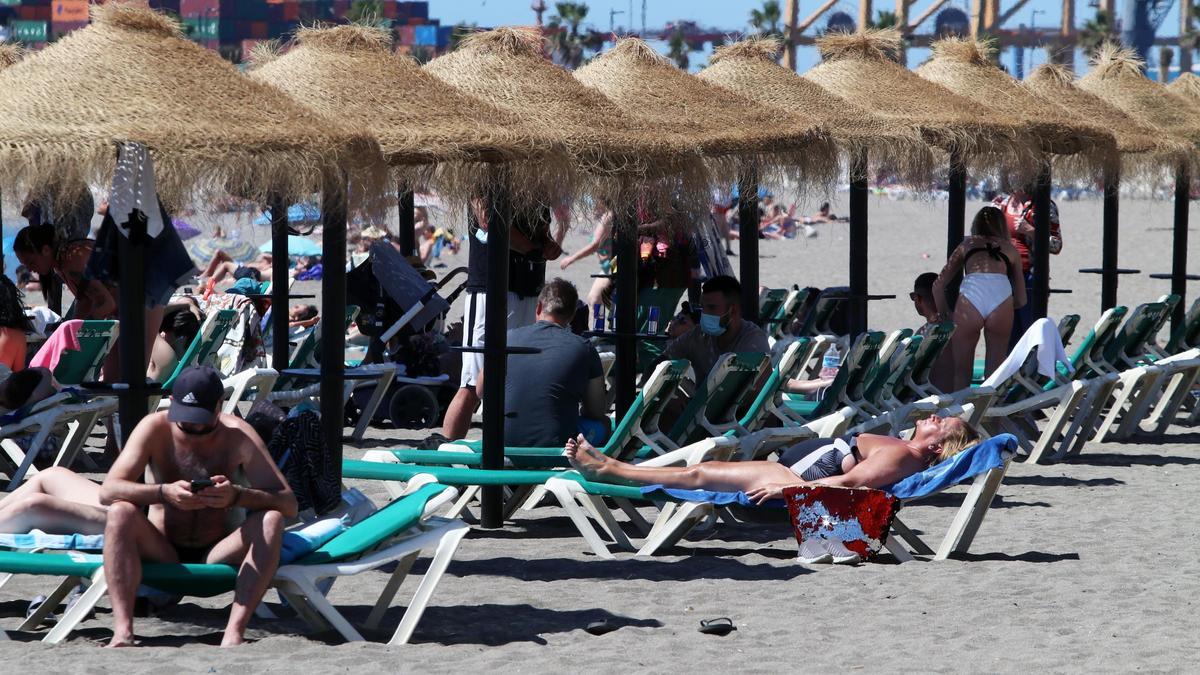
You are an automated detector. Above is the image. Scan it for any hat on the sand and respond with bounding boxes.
[168,366,223,426]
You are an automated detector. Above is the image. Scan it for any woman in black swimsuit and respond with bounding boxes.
[566,415,978,504]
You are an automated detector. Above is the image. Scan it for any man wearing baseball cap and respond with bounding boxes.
[99,366,298,647]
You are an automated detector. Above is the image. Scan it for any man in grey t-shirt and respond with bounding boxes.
[478,279,606,447]
[658,275,769,381]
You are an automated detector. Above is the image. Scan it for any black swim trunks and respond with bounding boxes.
[173,545,211,564]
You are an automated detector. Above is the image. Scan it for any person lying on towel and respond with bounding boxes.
[99,365,297,648]
[566,414,978,505]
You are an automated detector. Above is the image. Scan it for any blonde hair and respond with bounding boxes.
[936,420,979,462]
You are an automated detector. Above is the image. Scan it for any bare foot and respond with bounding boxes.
[220,633,245,648]
[565,434,609,480]
[105,633,139,648]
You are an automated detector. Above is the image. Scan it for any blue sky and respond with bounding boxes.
[432,0,1188,73]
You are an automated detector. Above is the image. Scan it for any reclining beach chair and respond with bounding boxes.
[550,426,1018,561]
[981,312,1126,463]
[345,436,736,559]
[2,481,468,646]
[776,331,883,425]
[0,321,121,489]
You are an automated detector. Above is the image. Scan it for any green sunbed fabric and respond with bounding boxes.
[343,459,561,485]
[302,483,446,565]
[0,550,101,577]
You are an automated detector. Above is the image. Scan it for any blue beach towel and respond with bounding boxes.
[640,434,1018,506]
[0,530,105,551]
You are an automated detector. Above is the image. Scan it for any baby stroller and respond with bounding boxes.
[345,242,467,429]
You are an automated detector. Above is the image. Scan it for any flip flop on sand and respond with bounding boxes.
[585,620,619,636]
[698,618,736,636]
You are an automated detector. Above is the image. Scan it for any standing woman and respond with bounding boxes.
[14,223,117,323]
[933,206,1025,391]
[559,198,614,308]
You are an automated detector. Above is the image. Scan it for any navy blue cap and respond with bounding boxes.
[168,366,223,425]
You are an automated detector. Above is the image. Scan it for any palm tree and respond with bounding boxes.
[547,2,592,69]
[749,1,783,39]
[346,0,387,27]
[1079,10,1117,56]
[667,28,690,70]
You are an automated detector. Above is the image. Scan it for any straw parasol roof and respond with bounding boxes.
[247,24,574,207]
[424,28,707,207]
[0,44,23,70]
[1078,45,1200,153]
[573,38,839,190]
[0,4,383,209]
[1024,63,1187,174]
[915,38,1117,178]
[697,37,935,184]
[1166,73,1200,121]
[802,30,1039,178]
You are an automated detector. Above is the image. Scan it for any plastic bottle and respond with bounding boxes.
[819,343,841,380]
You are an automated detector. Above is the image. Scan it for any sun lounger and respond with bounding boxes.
[2,481,468,646]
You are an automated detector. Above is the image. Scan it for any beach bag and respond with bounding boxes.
[267,411,341,515]
[783,485,899,562]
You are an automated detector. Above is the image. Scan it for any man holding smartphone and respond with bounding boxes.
[99,366,298,647]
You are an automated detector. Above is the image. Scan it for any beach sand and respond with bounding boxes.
[1,196,1197,671]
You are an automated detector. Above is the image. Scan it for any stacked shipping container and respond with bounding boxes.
[3,1,450,56]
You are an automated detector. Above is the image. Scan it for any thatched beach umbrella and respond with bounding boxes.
[575,37,841,321]
[697,38,936,186]
[0,44,21,247]
[426,29,708,525]
[0,4,382,453]
[247,23,569,369]
[696,37,938,328]
[916,37,1118,319]
[1025,63,1190,311]
[1079,45,1200,331]
[802,30,1038,335]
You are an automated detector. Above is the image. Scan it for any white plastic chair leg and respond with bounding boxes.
[43,571,107,644]
[387,522,470,646]
[364,551,419,631]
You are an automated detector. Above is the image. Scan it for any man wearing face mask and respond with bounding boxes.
[657,275,769,382]
[99,366,298,647]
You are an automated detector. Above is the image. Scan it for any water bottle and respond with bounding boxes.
[592,303,606,332]
[646,306,661,335]
[820,344,841,380]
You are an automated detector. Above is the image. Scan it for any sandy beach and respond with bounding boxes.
[1,195,1197,672]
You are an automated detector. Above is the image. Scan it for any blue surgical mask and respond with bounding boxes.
[699,312,727,336]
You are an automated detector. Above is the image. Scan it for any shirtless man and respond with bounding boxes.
[99,366,298,648]
[566,414,978,504]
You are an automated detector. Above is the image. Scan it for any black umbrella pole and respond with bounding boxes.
[320,180,348,484]
[946,153,966,258]
[480,183,512,529]
[1032,162,1052,320]
[737,169,760,324]
[397,185,416,258]
[269,198,291,370]
[1172,164,1191,331]
[117,212,148,445]
[848,149,869,339]
[614,208,638,420]
[1101,166,1120,311]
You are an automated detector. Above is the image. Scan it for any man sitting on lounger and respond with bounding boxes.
[99,366,298,647]
[566,414,978,504]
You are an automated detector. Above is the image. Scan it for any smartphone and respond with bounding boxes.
[190,478,215,492]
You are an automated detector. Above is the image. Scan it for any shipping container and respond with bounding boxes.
[395,24,414,46]
[437,25,452,48]
[413,23,436,46]
[400,1,428,20]
[50,18,87,38]
[51,0,88,23]
[180,0,218,15]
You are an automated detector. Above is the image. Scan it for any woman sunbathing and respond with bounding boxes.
[566,415,978,504]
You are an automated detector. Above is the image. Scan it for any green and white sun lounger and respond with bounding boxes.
[346,436,738,560]
[2,482,468,646]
